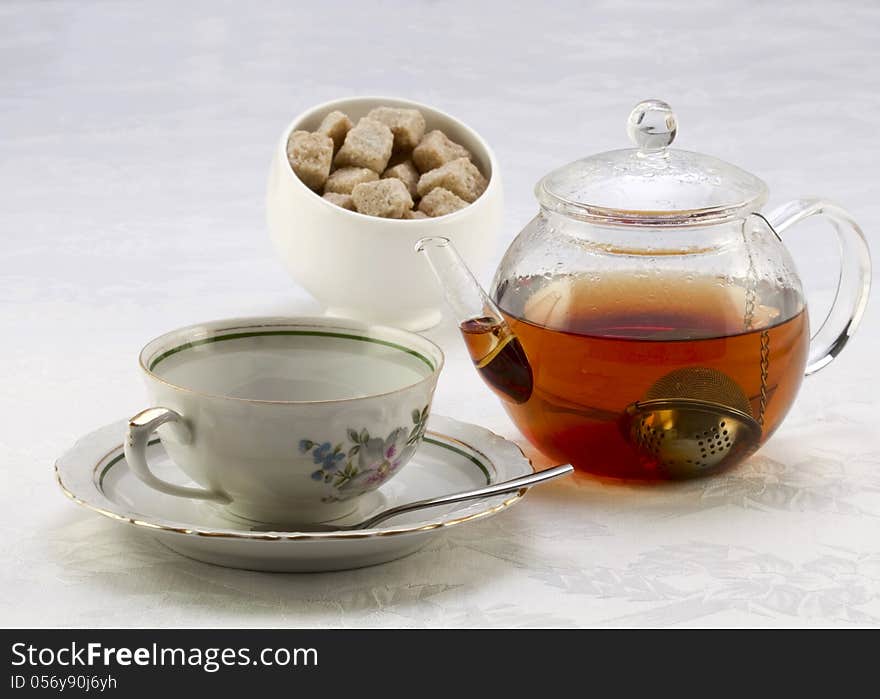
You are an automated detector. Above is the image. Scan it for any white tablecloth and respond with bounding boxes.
[2,0,879,627]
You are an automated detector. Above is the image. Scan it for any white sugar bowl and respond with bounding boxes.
[267,96,502,331]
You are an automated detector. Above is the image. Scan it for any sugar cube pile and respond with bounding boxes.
[287,105,488,219]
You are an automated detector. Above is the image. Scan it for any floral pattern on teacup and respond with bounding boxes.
[299,405,430,501]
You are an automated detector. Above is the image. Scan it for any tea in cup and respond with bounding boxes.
[124,317,443,525]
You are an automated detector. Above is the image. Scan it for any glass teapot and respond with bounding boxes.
[417,99,871,480]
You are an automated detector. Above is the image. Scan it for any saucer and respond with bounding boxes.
[55,415,533,572]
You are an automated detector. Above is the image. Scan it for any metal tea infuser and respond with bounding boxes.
[621,221,772,476]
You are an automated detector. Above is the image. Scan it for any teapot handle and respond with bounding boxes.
[767,198,871,375]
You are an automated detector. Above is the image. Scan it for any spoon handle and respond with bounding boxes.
[356,463,574,529]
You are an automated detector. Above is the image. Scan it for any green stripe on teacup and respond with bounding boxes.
[148,330,435,373]
[98,435,490,492]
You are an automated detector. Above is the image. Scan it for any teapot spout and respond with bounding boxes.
[415,237,533,404]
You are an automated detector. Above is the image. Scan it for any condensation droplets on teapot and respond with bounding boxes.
[417,99,871,480]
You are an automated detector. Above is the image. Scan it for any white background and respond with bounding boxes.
[2,0,879,627]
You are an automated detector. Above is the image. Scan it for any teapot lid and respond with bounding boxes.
[536,99,768,226]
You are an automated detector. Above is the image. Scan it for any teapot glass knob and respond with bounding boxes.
[627,99,677,154]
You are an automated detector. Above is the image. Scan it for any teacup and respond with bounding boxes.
[124,317,443,525]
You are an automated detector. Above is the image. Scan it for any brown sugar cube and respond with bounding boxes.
[317,110,353,152]
[412,130,471,173]
[417,187,469,217]
[367,107,426,151]
[386,149,416,168]
[325,167,379,195]
[382,160,420,199]
[322,192,354,210]
[334,118,393,173]
[417,158,487,203]
[287,130,334,191]
[351,179,413,219]
[404,209,429,219]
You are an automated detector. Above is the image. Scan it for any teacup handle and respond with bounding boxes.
[767,198,871,375]
[124,407,231,502]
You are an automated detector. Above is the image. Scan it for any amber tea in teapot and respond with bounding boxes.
[468,273,809,479]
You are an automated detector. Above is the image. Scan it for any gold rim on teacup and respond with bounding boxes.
[138,316,444,405]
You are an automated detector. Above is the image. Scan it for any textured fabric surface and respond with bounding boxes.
[1,0,878,627]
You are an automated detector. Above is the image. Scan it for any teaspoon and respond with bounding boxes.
[253,464,574,533]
